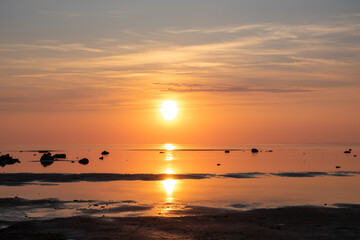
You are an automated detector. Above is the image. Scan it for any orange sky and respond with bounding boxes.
[1,1,360,144]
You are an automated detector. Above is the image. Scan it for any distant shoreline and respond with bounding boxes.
[1,172,360,186]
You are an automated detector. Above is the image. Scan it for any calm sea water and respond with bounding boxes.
[1,144,359,219]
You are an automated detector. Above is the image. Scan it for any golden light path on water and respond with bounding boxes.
[159,143,180,214]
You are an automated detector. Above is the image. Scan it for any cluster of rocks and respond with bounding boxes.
[39,152,91,167]
[0,154,20,167]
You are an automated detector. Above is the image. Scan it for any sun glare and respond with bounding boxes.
[164,143,175,151]
[162,179,177,195]
[160,100,178,120]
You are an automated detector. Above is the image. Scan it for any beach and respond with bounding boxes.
[1,204,359,239]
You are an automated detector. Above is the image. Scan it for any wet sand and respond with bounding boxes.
[1,206,359,239]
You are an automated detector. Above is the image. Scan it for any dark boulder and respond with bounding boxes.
[40,153,54,167]
[78,158,89,165]
[41,153,54,161]
[251,148,259,153]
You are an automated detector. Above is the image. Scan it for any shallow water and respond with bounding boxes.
[0,144,359,220]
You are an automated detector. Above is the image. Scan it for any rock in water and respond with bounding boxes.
[251,148,259,153]
[40,153,54,167]
[0,154,20,167]
[40,153,54,160]
[78,158,89,165]
[101,151,110,155]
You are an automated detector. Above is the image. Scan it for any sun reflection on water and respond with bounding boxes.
[164,143,175,151]
[165,152,173,161]
[162,179,177,196]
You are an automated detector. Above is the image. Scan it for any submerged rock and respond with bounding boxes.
[79,158,89,165]
[251,148,259,153]
[101,151,110,155]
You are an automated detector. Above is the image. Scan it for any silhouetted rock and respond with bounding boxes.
[40,159,54,167]
[101,151,110,155]
[0,154,20,167]
[251,148,259,153]
[40,153,54,167]
[99,157,104,160]
[336,166,341,169]
[217,163,221,166]
[79,158,89,165]
[41,153,54,161]
[225,150,230,153]
[268,150,273,152]
[53,154,66,159]
[344,150,351,153]
[354,155,357,157]
[159,151,165,154]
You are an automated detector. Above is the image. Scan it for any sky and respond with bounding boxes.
[0,0,360,145]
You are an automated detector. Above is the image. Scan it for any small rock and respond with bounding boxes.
[354,155,357,157]
[78,158,89,165]
[344,151,351,154]
[268,150,273,152]
[217,163,221,166]
[336,166,341,169]
[99,157,104,160]
[101,151,110,155]
[53,154,66,159]
[251,148,259,153]
[159,151,165,154]
[224,150,230,153]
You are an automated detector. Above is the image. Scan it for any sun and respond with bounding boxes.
[160,100,178,120]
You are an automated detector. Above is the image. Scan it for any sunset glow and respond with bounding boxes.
[164,144,176,151]
[160,101,178,120]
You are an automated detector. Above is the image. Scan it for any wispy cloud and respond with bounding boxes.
[1,14,360,111]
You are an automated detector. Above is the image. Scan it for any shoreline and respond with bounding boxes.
[1,206,359,239]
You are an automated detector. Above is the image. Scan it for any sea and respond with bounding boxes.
[1,144,359,220]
